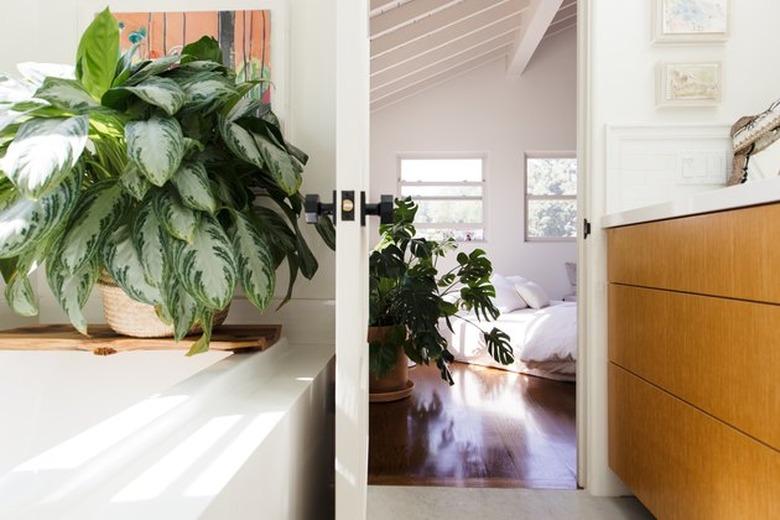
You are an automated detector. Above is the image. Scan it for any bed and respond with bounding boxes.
[442,301,577,381]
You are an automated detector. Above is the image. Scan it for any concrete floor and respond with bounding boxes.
[367,486,655,520]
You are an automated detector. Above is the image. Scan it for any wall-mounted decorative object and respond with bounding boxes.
[728,99,780,185]
[653,0,729,43]
[657,62,722,107]
[113,9,272,104]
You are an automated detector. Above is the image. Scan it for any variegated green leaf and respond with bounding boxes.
[2,116,88,198]
[183,137,205,157]
[171,161,216,214]
[34,77,99,113]
[126,115,185,187]
[163,274,200,341]
[102,225,161,305]
[133,198,166,287]
[17,62,75,88]
[117,77,185,116]
[0,173,80,258]
[47,255,99,335]
[59,180,126,273]
[186,309,214,356]
[180,73,236,112]
[5,272,37,316]
[173,216,236,310]
[219,117,264,169]
[154,190,199,243]
[232,211,275,312]
[252,132,303,195]
[119,162,151,201]
[126,55,181,86]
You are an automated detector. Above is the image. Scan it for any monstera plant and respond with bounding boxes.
[0,9,333,353]
[368,198,513,399]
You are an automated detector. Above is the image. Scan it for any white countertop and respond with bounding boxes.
[602,177,780,228]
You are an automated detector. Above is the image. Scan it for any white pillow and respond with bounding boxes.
[513,279,550,309]
[490,275,528,313]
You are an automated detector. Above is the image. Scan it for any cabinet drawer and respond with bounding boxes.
[608,284,780,449]
[609,364,780,520]
[607,204,780,303]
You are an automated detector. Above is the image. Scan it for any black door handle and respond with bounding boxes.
[361,193,394,226]
[304,191,336,225]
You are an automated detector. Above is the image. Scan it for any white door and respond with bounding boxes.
[334,1,371,518]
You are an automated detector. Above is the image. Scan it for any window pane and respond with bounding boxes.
[400,158,482,183]
[415,199,482,225]
[527,157,577,196]
[527,199,577,239]
[401,185,482,197]
[417,228,484,242]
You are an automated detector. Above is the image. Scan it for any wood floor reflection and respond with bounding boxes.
[368,362,577,489]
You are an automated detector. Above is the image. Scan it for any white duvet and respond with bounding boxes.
[442,301,577,380]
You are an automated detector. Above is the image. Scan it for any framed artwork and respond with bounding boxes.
[77,1,290,123]
[653,0,729,43]
[657,62,722,107]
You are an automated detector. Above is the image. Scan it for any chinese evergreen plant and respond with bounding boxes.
[369,198,513,384]
[0,9,333,353]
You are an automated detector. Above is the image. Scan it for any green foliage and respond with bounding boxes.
[369,197,514,385]
[0,9,334,353]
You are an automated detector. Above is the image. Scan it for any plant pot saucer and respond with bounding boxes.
[369,380,414,403]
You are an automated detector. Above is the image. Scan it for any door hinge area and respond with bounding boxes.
[583,218,592,239]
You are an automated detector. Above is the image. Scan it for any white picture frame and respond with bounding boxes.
[656,62,722,107]
[76,0,291,127]
[653,0,729,43]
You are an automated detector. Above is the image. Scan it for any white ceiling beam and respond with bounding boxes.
[544,16,577,39]
[371,0,530,57]
[370,0,459,37]
[371,8,523,74]
[371,30,516,89]
[370,0,396,12]
[506,0,564,77]
[551,3,577,25]
[371,43,511,101]
[371,52,507,112]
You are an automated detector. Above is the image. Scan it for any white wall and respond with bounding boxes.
[0,1,336,342]
[582,0,780,496]
[370,29,577,299]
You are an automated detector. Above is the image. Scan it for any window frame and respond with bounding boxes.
[524,151,578,243]
[397,153,488,243]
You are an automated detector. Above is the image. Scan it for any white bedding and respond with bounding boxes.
[442,301,577,381]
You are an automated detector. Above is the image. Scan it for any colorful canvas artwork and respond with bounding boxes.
[114,10,272,103]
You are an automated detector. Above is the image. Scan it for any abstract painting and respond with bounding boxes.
[114,10,272,103]
[657,62,721,107]
[654,0,728,42]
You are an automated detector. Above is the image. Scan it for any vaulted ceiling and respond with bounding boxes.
[370,0,577,111]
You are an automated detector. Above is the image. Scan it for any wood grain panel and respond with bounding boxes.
[609,364,780,520]
[607,204,780,303]
[609,284,780,449]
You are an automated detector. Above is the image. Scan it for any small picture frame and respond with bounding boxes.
[656,62,722,107]
[653,0,729,43]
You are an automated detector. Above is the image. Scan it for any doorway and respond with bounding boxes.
[365,0,579,493]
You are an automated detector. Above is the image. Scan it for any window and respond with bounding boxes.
[399,156,485,242]
[525,154,577,241]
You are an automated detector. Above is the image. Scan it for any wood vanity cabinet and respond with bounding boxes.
[607,204,780,520]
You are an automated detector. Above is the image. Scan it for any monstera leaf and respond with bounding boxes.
[2,116,88,198]
[126,115,185,186]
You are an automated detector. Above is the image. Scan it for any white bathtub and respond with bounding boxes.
[0,340,335,519]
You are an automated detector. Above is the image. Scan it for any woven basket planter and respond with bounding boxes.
[97,274,229,338]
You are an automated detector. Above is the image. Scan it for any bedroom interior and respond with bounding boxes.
[367,0,581,492]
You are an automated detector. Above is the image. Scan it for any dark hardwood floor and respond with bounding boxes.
[368,361,577,489]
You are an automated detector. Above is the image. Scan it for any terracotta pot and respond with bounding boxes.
[368,325,413,402]
[98,274,229,338]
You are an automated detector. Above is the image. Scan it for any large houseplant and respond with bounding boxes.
[368,198,513,399]
[0,9,333,353]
